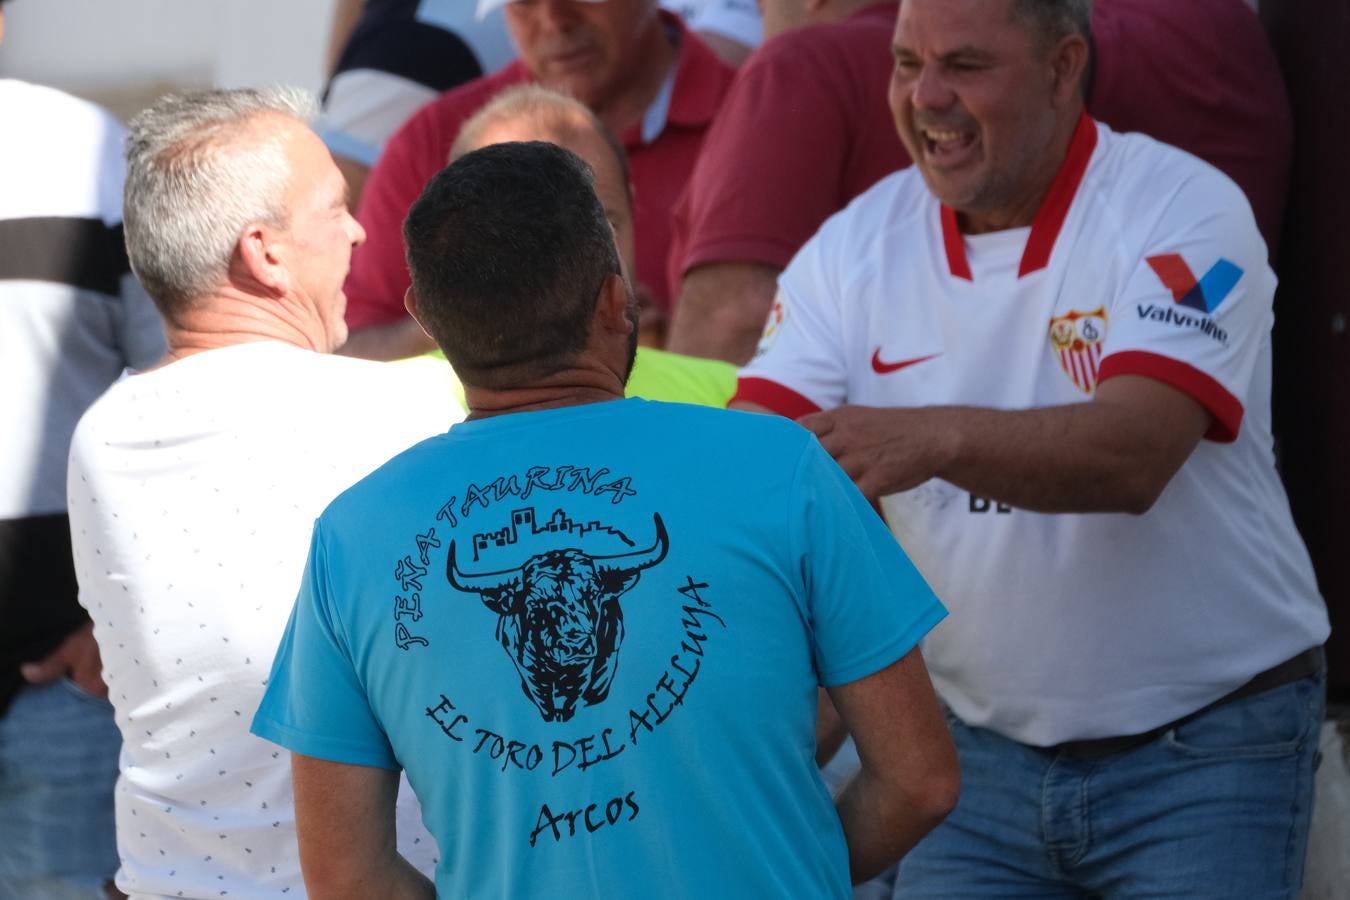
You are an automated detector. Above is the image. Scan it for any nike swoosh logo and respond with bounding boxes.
[871,349,941,375]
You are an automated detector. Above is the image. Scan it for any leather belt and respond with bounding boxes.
[1044,646,1325,758]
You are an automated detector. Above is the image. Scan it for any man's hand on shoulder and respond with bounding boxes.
[799,405,951,508]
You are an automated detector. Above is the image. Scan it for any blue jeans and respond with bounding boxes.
[0,680,121,900]
[895,670,1326,899]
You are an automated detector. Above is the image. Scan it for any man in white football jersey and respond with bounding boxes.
[735,0,1329,896]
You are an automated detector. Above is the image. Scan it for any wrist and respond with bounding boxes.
[924,406,965,482]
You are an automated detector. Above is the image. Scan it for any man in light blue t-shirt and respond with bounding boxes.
[252,141,957,898]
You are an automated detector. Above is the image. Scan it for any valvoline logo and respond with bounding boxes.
[1146,254,1244,313]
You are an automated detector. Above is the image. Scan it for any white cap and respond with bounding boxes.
[477,0,607,18]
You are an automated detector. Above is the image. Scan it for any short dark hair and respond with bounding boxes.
[403,141,622,388]
[1011,0,1094,97]
[1012,0,1092,48]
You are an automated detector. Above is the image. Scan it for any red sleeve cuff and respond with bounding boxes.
[1098,350,1244,443]
[731,377,822,419]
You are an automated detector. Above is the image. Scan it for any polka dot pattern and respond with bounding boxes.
[67,343,458,895]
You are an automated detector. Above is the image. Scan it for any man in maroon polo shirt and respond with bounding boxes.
[341,0,734,360]
[667,0,906,365]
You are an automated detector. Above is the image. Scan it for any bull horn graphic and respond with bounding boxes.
[592,514,668,573]
[445,542,522,594]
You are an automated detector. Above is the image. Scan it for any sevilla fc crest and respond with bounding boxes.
[1048,307,1108,394]
[754,294,787,358]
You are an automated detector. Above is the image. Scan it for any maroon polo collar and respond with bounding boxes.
[941,111,1099,281]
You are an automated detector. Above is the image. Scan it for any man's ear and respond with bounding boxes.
[1049,32,1091,107]
[404,287,434,339]
[235,222,288,296]
[594,273,634,336]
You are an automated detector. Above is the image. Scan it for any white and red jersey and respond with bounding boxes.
[736,116,1328,746]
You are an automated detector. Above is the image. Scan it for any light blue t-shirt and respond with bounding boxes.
[252,399,943,898]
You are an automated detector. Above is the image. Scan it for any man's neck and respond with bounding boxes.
[463,361,627,421]
[153,289,329,369]
[961,107,1083,236]
[591,17,678,139]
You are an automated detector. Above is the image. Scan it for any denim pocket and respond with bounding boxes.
[55,676,112,708]
[1164,674,1324,761]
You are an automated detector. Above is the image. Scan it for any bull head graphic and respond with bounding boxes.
[446,514,668,723]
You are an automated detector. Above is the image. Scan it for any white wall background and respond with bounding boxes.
[0,0,338,118]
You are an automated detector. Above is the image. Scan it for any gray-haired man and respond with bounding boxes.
[66,88,460,898]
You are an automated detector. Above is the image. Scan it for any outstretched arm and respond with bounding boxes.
[801,374,1211,514]
[290,754,434,900]
[831,649,959,884]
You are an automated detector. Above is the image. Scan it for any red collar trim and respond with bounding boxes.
[941,206,972,280]
[940,112,1098,282]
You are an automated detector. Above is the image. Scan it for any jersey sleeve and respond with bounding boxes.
[675,38,851,278]
[343,103,444,332]
[788,437,946,687]
[251,520,400,770]
[732,211,852,417]
[1097,171,1273,442]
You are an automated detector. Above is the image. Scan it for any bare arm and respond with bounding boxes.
[802,375,1211,514]
[339,317,436,361]
[830,649,959,884]
[667,262,779,364]
[291,754,435,900]
[325,0,367,77]
[815,688,847,767]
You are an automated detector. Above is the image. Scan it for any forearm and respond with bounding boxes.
[667,262,779,364]
[815,688,847,768]
[292,755,434,900]
[927,401,1181,514]
[827,651,959,884]
[326,0,366,76]
[835,766,950,884]
[806,376,1210,515]
[305,852,434,900]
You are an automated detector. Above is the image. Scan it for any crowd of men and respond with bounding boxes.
[0,0,1333,898]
